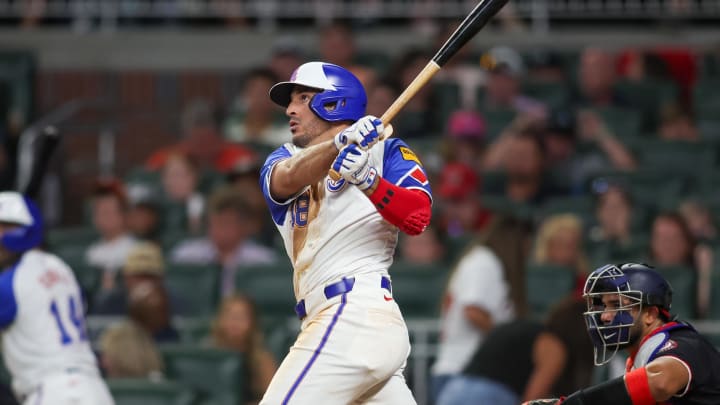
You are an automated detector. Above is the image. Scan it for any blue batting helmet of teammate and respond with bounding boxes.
[0,191,44,253]
[269,61,367,122]
[582,263,673,365]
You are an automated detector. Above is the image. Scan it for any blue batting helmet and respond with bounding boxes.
[0,192,44,254]
[269,62,367,122]
[582,263,673,365]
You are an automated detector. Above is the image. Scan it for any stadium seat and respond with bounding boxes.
[693,78,720,118]
[234,263,296,320]
[536,195,594,224]
[46,226,98,250]
[525,263,577,319]
[521,81,570,109]
[615,79,678,132]
[165,264,220,317]
[107,378,196,405]
[160,345,244,405]
[635,140,716,176]
[0,360,9,385]
[388,261,450,318]
[174,316,212,344]
[593,107,643,139]
[654,265,697,320]
[477,107,516,141]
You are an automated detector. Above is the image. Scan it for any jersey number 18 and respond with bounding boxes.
[49,294,88,345]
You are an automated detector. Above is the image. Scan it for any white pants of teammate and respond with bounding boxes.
[260,273,417,405]
[21,373,114,405]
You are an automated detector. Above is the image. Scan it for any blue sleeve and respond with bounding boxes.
[382,139,433,202]
[0,265,19,328]
[259,145,299,226]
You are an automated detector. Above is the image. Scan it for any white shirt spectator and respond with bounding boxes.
[432,245,515,376]
[85,234,137,276]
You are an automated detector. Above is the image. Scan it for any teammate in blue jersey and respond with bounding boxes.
[258,62,432,404]
[0,192,114,405]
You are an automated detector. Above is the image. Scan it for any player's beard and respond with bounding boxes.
[292,116,333,148]
[0,248,19,269]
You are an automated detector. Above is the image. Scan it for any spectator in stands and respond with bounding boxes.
[388,49,439,137]
[544,108,636,193]
[267,37,306,88]
[586,181,639,265]
[679,198,718,245]
[479,46,546,118]
[658,104,699,141]
[160,152,205,234]
[318,21,377,90]
[484,129,565,206]
[397,224,448,265]
[226,154,275,247]
[126,195,162,243]
[532,214,590,297]
[146,98,255,173]
[210,294,277,405]
[86,179,138,294]
[128,280,180,344]
[433,20,487,108]
[648,212,712,317]
[524,49,567,83]
[575,48,624,108]
[99,320,164,379]
[224,67,287,149]
[366,78,400,119]
[92,241,181,316]
[441,110,487,174]
[171,186,277,297]
[435,162,492,238]
[436,296,594,405]
[432,214,534,401]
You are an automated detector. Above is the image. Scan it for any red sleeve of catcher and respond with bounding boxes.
[368,177,431,235]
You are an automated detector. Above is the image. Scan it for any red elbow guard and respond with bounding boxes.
[368,177,431,235]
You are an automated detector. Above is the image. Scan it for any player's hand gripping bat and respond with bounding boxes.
[329,0,509,181]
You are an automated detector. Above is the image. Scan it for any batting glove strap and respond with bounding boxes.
[522,399,564,405]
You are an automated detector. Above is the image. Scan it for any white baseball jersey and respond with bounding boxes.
[260,138,432,300]
[0,249,102,398]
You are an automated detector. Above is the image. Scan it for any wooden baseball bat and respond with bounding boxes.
[330,0,509,180]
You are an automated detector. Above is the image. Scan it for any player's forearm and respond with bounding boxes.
[271,140,339,200]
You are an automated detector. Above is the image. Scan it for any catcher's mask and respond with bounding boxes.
[582,263,673,365]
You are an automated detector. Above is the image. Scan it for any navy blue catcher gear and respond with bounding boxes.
[582,263,673,365]
[269,62,367,122]
[0,192,44,254]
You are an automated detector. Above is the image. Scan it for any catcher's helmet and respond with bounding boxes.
[582,263,673,365]
[0,192,44,254]
[269,62,367,122]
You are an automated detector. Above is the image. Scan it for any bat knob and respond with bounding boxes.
[329,169,342,181]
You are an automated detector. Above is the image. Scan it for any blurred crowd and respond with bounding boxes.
[3,19,720,405]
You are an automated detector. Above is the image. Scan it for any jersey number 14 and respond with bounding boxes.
[49,294,88,345]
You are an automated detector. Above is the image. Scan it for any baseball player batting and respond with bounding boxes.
[0,192,114,405]
[258,61,432,404]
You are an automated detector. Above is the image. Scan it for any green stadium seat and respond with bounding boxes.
[175,316,212,344]
[234,263,296,320]
[615,79,679,132]
[0,359,9,385]
[46,226,98,250]
[477,108,516,141]
[525,263,577,319]
[480,195,534,222]
[434,82,462,131]
[165,264,220,317]
[593,107,643,139]
[355,51,392,76]
[536,195,594,223]
[160,345,244,405]
[693,78,720,117]
[521,81,570,109]
[655,265,697,320]
[107,378,196,405]
[388,261,450,318]
[635,140,716,176]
